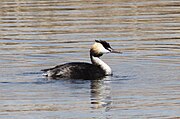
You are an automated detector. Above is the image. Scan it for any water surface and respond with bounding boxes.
[0,0,180,118]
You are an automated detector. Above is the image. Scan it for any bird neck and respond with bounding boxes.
[90,55,112,75]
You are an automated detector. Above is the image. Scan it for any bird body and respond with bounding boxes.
[41,40,121,80]
[42,62,106,79]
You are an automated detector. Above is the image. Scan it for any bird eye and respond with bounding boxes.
[107,48,112,51]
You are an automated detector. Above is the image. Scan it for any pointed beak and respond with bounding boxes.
[111,49,122,54]
[108,48,122,54]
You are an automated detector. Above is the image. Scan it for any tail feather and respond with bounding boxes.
[41,67,53,72]
[41,69,49,72]
[41,68,51,77]
[42,72,48,77]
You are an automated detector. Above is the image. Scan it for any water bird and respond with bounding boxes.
[41,40,121,79]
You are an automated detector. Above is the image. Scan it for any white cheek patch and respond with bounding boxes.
[98,44,110,53]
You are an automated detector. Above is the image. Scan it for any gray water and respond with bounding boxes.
[0,0,180,118]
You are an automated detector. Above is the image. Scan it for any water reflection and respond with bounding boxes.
[45,76,112,111]
[90,77,111,111]
[0,0,180,118]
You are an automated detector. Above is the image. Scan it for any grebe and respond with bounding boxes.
[41,40,121,79]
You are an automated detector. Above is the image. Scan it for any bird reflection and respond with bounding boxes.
[90,76,112,111]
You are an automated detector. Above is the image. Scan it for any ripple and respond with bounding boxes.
[0,0,179,118]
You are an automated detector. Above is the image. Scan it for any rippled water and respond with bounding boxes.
[0,0,180,118]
